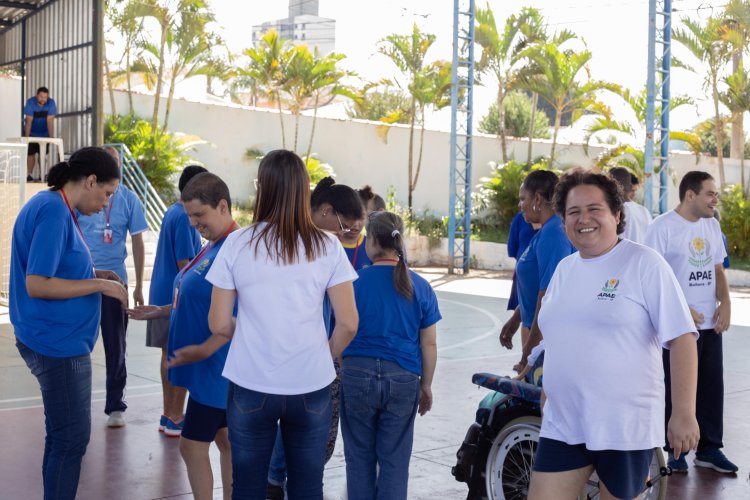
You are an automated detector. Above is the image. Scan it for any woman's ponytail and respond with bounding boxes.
[367,211,413,300]
[46,160,71,190]
[391,229,413,300]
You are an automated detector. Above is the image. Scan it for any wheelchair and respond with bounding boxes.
[451,353,669,500]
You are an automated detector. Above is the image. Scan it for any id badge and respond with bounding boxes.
[172,287,179,309]
[103,228,113,244]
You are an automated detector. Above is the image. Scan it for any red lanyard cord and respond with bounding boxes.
[104,190,116,227]
[177,221,238,287]
[59,188,94,267]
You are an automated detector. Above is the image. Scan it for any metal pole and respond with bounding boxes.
[92,0,104,146]
[659,0,672,214]
[644,0,657,214]
[462,1,475,275]
[448,0,460,275]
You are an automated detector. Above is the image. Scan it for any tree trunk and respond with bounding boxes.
[103,44,117,117]
[527,93,538,166]
[126,49,133,114]
[162,70,178,132]
[407,97,417,210]
[731,53,744,159]
[712,81,726,187]
[413,107,427,193]
[550,108,562,164]
[151,23,168,134]
[293,109,300,153]
[740,115,746,191]
[305,93,320,161]
[497,88,507,163]
[275,90,286,149]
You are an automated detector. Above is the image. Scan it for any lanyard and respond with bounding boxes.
[59,188,94,267]
[351,241,360,268]
[104,189,116,227]
[176,221,238,289]
[373,258,399,264]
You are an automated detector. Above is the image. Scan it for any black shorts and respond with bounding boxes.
[533,437,653,499]
[181,397,227,443]
[27,142,49,156]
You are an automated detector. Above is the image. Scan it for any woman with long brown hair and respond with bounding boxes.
[170,150,358,499]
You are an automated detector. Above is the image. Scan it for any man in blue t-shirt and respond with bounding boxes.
[78,147,148,428]
[146,165,206,436]
[23,86,57,182]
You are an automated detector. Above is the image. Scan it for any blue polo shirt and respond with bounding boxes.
[10,190,100,357]
[168,238,236,409]
[344,266,442,375]
[23,96,57,137]
[516,214,575,328]
[78,185,148,284]
[507,211,537,260]
[149,202,202,306]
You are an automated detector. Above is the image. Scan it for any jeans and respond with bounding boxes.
[268,363,342,485]
[340,357,420,500]
[227,382,332,499]
[17,341,92,500]
[100,295,128,414]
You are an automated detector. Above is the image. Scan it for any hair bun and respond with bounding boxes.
[317,176,336,189]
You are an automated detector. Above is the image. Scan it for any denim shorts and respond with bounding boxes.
[182,397,227,442]
[533,437,653,499]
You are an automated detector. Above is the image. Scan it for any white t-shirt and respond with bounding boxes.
[537,239,696,450]
[622,201,651,244]
[206,224,358,395]
[644,210,726,330]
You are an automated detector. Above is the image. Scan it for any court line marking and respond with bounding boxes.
[0,390,163,412]
[0,383,161,405]
[437,298,502,353]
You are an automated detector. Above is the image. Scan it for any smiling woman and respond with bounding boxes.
[9,147,128,500]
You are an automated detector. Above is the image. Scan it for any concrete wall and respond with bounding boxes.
[0,75,22,142]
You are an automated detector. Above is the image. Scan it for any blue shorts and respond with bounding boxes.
[182,397,227,443]
[533,438,653,499]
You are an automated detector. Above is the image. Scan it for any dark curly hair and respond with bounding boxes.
[553,169,626,235]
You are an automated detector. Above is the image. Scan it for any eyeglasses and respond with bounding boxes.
[335,212,362,234]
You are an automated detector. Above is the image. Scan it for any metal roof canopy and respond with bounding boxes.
[0,0,103,152]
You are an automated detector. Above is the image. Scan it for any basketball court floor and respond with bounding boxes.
[1,270,749,499]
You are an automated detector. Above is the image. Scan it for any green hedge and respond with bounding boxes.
[720,184,750,260]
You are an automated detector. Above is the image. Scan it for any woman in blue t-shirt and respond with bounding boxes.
[340,211,442,500]
[499,170,575,370]
[10,147,127,500]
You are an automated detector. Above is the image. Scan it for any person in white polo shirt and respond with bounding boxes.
[645,170,737,474]
[608,167,651,243]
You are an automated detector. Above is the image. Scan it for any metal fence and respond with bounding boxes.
[0,143,27,306]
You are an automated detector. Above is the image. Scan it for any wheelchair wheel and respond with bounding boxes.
[484,415,541,500]
[579,447,667,500]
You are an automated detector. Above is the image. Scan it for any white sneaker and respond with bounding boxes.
[107,411,126,428]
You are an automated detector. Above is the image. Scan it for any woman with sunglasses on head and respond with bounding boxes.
[10,147,128,500]
[170,150,358,499]
[340,211,441,500]
[311,176,371,270]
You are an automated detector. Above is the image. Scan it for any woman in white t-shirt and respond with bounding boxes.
[528,170,700,500]
[170,150,359,499]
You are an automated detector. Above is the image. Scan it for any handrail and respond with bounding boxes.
[104,143,168,232]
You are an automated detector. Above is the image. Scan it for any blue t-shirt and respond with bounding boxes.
[507,211,537,260]
[515,214,575,328]
[343,234,372,270]
[10,190,101,357]
[168,239,235,409]
[78,185,148,284]
[23,96,57,137]
[149,202,202,306]
[344,266,442,375]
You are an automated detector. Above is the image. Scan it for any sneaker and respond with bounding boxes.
[158,414,168,433]
[163,417,184,437]
[694,449,739,474]
[668,452,689,473]
[266,482,284,500]
[107,411,126,428]
[26,174,33,182]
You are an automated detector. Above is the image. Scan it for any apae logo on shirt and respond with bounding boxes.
[688,237,712,267]
[597,278,620,301]
[193,258,211,275]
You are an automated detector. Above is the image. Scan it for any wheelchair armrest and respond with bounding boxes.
[472,372,542,404]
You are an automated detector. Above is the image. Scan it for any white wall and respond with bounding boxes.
[0,76,22,142]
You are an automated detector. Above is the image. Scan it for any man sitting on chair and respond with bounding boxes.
[24,86,57,182]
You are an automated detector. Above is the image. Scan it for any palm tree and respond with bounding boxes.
[673,16,733,187]
[720,63,750,194]
[379,23,437,209]
[475,5,550,163]
[723,0,750,159]
[241,30,291,148]
[517,41,619,163]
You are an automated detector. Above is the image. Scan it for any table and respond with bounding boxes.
[6,137,65,181]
